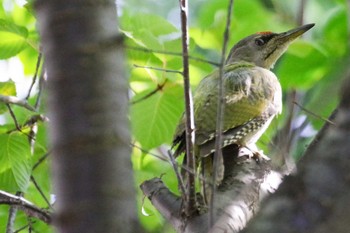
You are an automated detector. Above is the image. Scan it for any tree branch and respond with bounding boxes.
[0,190,51,224]
[211,0,234,225]
[179,0,197,216]
[0,95,36,112]
[140,147,283,233]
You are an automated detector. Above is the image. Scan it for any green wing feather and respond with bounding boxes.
[172,62,281,157]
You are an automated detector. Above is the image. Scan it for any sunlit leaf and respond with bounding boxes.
[0,133,31,192]
[0,80,17,113]
[0,19,28,59]
[0,80,16,95]
[131,83,184,150]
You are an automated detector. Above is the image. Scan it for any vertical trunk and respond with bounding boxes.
[35,1,141,232]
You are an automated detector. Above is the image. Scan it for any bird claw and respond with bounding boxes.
[238,147,270,163]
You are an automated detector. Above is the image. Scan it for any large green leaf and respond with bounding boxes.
[0,19,28,59]
[276,41,328,90]
[0,133,31,192]
[131,83,184,150]
[319,6,348,57]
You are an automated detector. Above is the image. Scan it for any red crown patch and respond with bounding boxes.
[256,31,273,35]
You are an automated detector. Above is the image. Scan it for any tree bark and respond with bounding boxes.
[35,1,141,232]
[141,146,283,233]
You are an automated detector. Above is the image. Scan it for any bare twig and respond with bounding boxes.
[133,64,183,74]
[0,96,36,112]
[0,95,36,112]
[32,151,51,171]
[293,101,335,125]
[211,0,234,226]
[179,0,197,216]
[0,190,51,224]
[6,104,21,131]
[131,143,169,162]
[26,53,42,100]
[131,143,197,178]
[14,220,37,233]
[30,176,52,209]
[126,45,220,66]
[34,71,46,110]
[168,150,187,198]
[130,80,168,105]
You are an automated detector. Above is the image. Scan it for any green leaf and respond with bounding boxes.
[121,11,178,38]
[131,83,184,150]
[276,41,328,89]
[0,80,17,114]
[320,6,348,57]
[0,133,31,192]
[0,19,28,59]
[0,80,16,95]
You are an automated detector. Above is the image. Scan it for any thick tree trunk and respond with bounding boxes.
[35,1,141,232]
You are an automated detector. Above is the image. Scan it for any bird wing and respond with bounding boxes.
[194,63,281,146]
[172,63,281,157]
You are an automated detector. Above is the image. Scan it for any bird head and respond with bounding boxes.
[225,24,315,69]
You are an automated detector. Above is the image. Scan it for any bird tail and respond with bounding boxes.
[200,154,224,204]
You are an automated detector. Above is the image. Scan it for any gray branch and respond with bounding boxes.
[0,95,36,112]
[140,149,283,233]
[0,190,51,224]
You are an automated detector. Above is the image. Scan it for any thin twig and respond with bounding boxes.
[210,0,234,227]
[34,71,46,110]
[131,143,197,177]
[26,53,42,100]
[130,80,168,105]
[6,104,21,131]
[179,0,197,216]
[30,176,52,209]
[293,101,336,125]
[0,95,36,112]
[14,220,37,233]
[168,150,186,198]
[131,143,169,162]
[32,152,51,171]
[133,64,183,74]
[126,45,220,66]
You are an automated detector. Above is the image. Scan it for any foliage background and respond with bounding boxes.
[0,0,348,232]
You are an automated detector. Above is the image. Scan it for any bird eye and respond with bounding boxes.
[255,38,265,46]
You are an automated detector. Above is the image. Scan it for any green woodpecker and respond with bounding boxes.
[172,24,314,203]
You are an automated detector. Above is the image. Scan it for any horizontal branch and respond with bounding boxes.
[0,95,36,112]
[0,190,51,224]
[140,178,183,231]
[141,149,284,233]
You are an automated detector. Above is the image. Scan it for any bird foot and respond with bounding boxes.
[238,147,270,163]
[252,150,270,163]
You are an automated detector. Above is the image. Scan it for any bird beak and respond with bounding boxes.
[277,23,315,42]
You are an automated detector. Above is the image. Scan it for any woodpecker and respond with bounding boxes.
[172,24,315,203]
